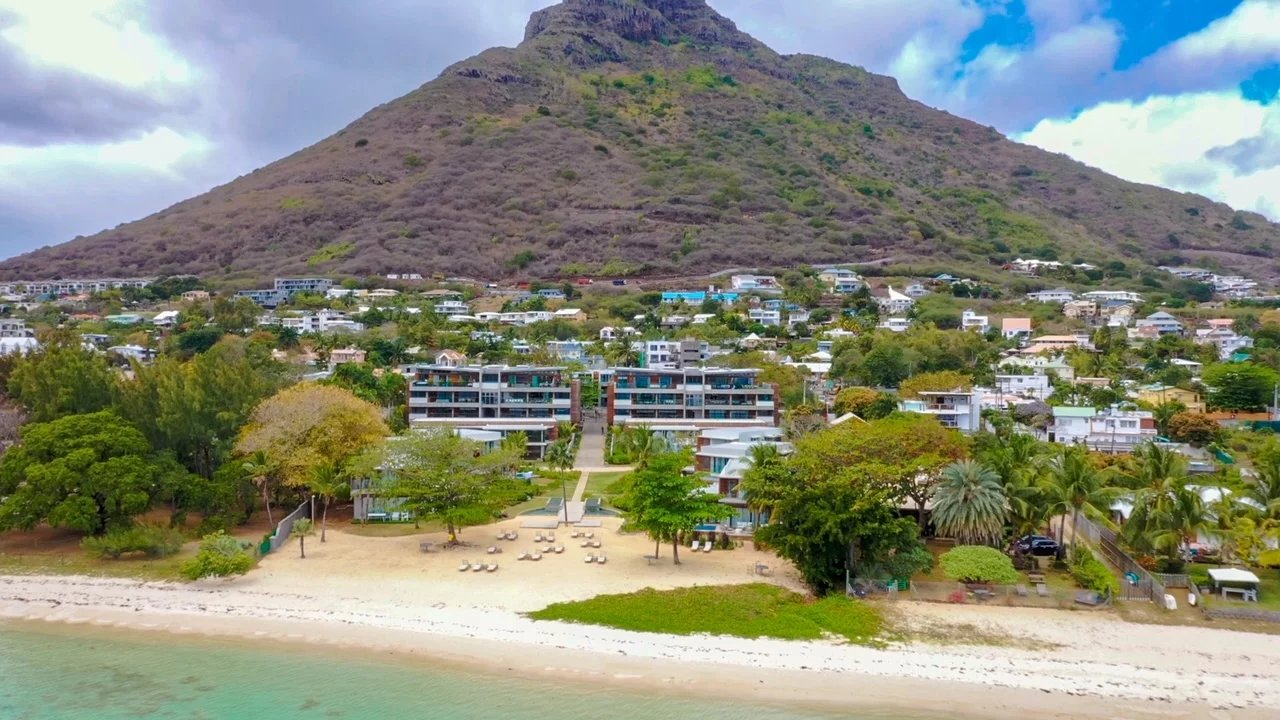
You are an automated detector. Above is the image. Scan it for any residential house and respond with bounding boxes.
[1135,385,1205,414]
[1169,358,1203,378]
[106,345,156,363]
[151,310,181,328]
[598,326,638,341]
[1019,334,1092,355]
[876,287,915,315]
[661,290,740,305]
[433,300,470,315]
[1082,290,1143,305]
[999,354,1076,381]
[994,374,1052,400]
[1134,311,1184,336]
[0,319,33,337]
[748,308,781,327]
[961,309,990,334]
[609,367,778,429]
[536,288,566,300]
[105,313,145,326]
[329,347,367,367]
[898,389,982,433]
[0,336,39,356]
[1195,325,1254,360]
[877,317,911,332]
[1050,406,1156,453]
[435,349,467,367]
[1104,304,1136,327]
[730,275,782,293]
[1063,300,1098,319]
[904,283,930,299]
[1001,317,1033,341]
[352,428,503,521]
[271,309,365,334]
[181,290,210,302]
[553,308,585,323]
[695,427,791,527]
[1026,288,1076,304]
[818,268,863,294]
[691,313,716,325]
[660,315,690,330]
[406,364,581,458]
[787,309,811,328]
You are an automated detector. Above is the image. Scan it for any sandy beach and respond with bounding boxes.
[2,517,1279,719]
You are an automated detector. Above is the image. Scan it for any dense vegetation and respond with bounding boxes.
[3,0,1276,282]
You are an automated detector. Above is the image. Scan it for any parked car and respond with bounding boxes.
[1015,535,1060,556]
[611,279,626,286]
[514,471,535,481]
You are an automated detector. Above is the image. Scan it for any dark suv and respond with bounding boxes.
[1015,535,1060,556]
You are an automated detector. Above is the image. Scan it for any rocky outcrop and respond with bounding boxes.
[524,0,758,51]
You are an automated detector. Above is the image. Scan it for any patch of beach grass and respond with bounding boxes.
[528,583,884,644]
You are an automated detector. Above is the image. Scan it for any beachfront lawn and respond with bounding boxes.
[342,521,444,537]
[529,584,884,644]
[582,471,630,504]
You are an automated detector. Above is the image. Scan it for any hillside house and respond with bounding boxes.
[1135,385,1205,414]
[818,268,863,294]
[961,309,990,334]
[1050,406,1156,453]
[1026,288,1076,304]
[899,389,982,433]
[876,287,915,315]
[1001,317,1033,341]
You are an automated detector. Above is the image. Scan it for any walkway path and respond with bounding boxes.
[568,418,632,503]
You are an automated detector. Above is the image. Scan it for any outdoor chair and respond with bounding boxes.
[1036,583,1049,597]
[596,554,607,564]
[585,554,596,563]
[458,560,472,572]
[486,563,498,572]
[690,540,703,552]
[702,542,712,553]
[1016,584,1028,597]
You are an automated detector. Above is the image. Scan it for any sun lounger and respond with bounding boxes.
[584,554,596,563]
[458,561,471,572]
[554,546,564,554]
[1075,591,1101,606]
[487,546,498,554]
[590,540,602,548]
[506,531,518,540]
[580,541,590,548]
[497,532,507,540]
[702,542,712,553]
[486,563,498,572]
[546,532,555,541]
[531,552,542,561]
[544,545,554,553]
[1036,583,1049,597]
[596,554,607,564]
[534,533,545,542]
[1016,584,1028,597]
[420,541,434,553]
[472,562,484,572]
[517,552,529,561]
[690,540,703,552]
[585,531,594,539]
[570,530,581,538]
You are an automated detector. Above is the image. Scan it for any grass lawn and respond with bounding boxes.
[342,521,443,538]
[528,583,883,644]
[582,471,630,502]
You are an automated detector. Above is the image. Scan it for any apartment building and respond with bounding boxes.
[694,427,790,527]
[237,278,335,307]
[961,309,990,334]
[608,367,778,429]
[407,365,581,458]
[994,373,1052,400]
[0,319,33,338]
[898,389,982,433]
[0,277,154,298]
[1049,406,1156,453]
[261,309,364,334]
[1025,288,1076,304]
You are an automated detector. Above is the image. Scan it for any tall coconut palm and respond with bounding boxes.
[242,450,278,526]
[546,439,575,472]
[977,433,1048,539]
[932,460,1009,546]
[1122,443,1207,560]
[1043,446,1116,551]
[1247,441,1280,521]
[307,459,347,543]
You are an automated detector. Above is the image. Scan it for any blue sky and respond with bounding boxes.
[0,0,1277,262]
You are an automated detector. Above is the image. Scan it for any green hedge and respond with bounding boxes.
[1070,547,1120,596]
[82,524,186,559]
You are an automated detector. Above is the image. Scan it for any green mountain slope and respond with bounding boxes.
[2,0,1276,282]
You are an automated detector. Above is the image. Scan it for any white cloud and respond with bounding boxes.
[0,0,191,87]
[1018,91,1280,219]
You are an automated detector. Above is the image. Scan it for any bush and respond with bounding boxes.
[939,546,1020,584]
[1070,547,1119,596]
[1155,557,1186,574]
[82,524,186,559]
[1259,549,1280,569]
[180,531,254,580]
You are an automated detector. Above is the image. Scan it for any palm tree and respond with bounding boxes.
[1247,441,1280,521]
[307,459,347,543]
[977,434,1049,539]
[293,518,314,559]
[242,450,278,527]
[931,460,1009,546]
[1043,447,1116,551]
[1149,401,1186,438]
[1122,444,1206,560]
[546,439,575,472]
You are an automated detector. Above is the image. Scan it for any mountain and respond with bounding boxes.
[3,0,1278,283]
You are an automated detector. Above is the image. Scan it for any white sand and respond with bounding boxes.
[2,518,1278,719]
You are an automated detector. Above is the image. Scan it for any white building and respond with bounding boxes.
[434,300,470,315]
[961,309,990,334]
[151,310,181,328]
[999,354,1076,381]
[994,373,1052,400]
[818,268,864,294]
[1195,326,1254,360]
[1083,290,1143,304]
[1050,406,1156,453]
[1134,311,1184,336]
[876,287,915,315]
[1026,288,1076,304]
[747,308,781,327]
[1001,317,1033,341]
[877,317,911,333]
[270,309,365,334]
[898,389,982,433]
[0,319,33,338]
[730,275,782,293]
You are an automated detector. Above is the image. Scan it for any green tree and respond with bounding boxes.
[975,433,1048,538]
[241,450,280,527]
[363,430,523,542]
[181,531,253,579]
[1043,447,1115,551]
[1166,412,1219,446]
[858,343,910,387]
[931,461,1008,546]
[1203,363,1278,411]
[211,296,260,333]
[0,411,188,535]
[293,518,314,558]
[898,370,972,399]
[546,439,575,472]
[1148,401,1186,437]
[624,450,732,564]
[6,335,115,422]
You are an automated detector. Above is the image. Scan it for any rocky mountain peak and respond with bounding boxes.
[523,0,757,52]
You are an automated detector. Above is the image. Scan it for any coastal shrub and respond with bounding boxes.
[180,531,254,580]
[1070,547,1119,597]
[81,524,185,560]
[938,546,1020,585]
[530,584,882,644]
[1259,549,1280,569]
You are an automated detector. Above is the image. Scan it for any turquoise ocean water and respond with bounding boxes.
[0,621,918,720]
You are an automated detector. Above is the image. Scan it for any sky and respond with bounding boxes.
[0,0,1278,262]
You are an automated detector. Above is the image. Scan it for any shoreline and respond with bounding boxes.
[1,573,1276,719]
